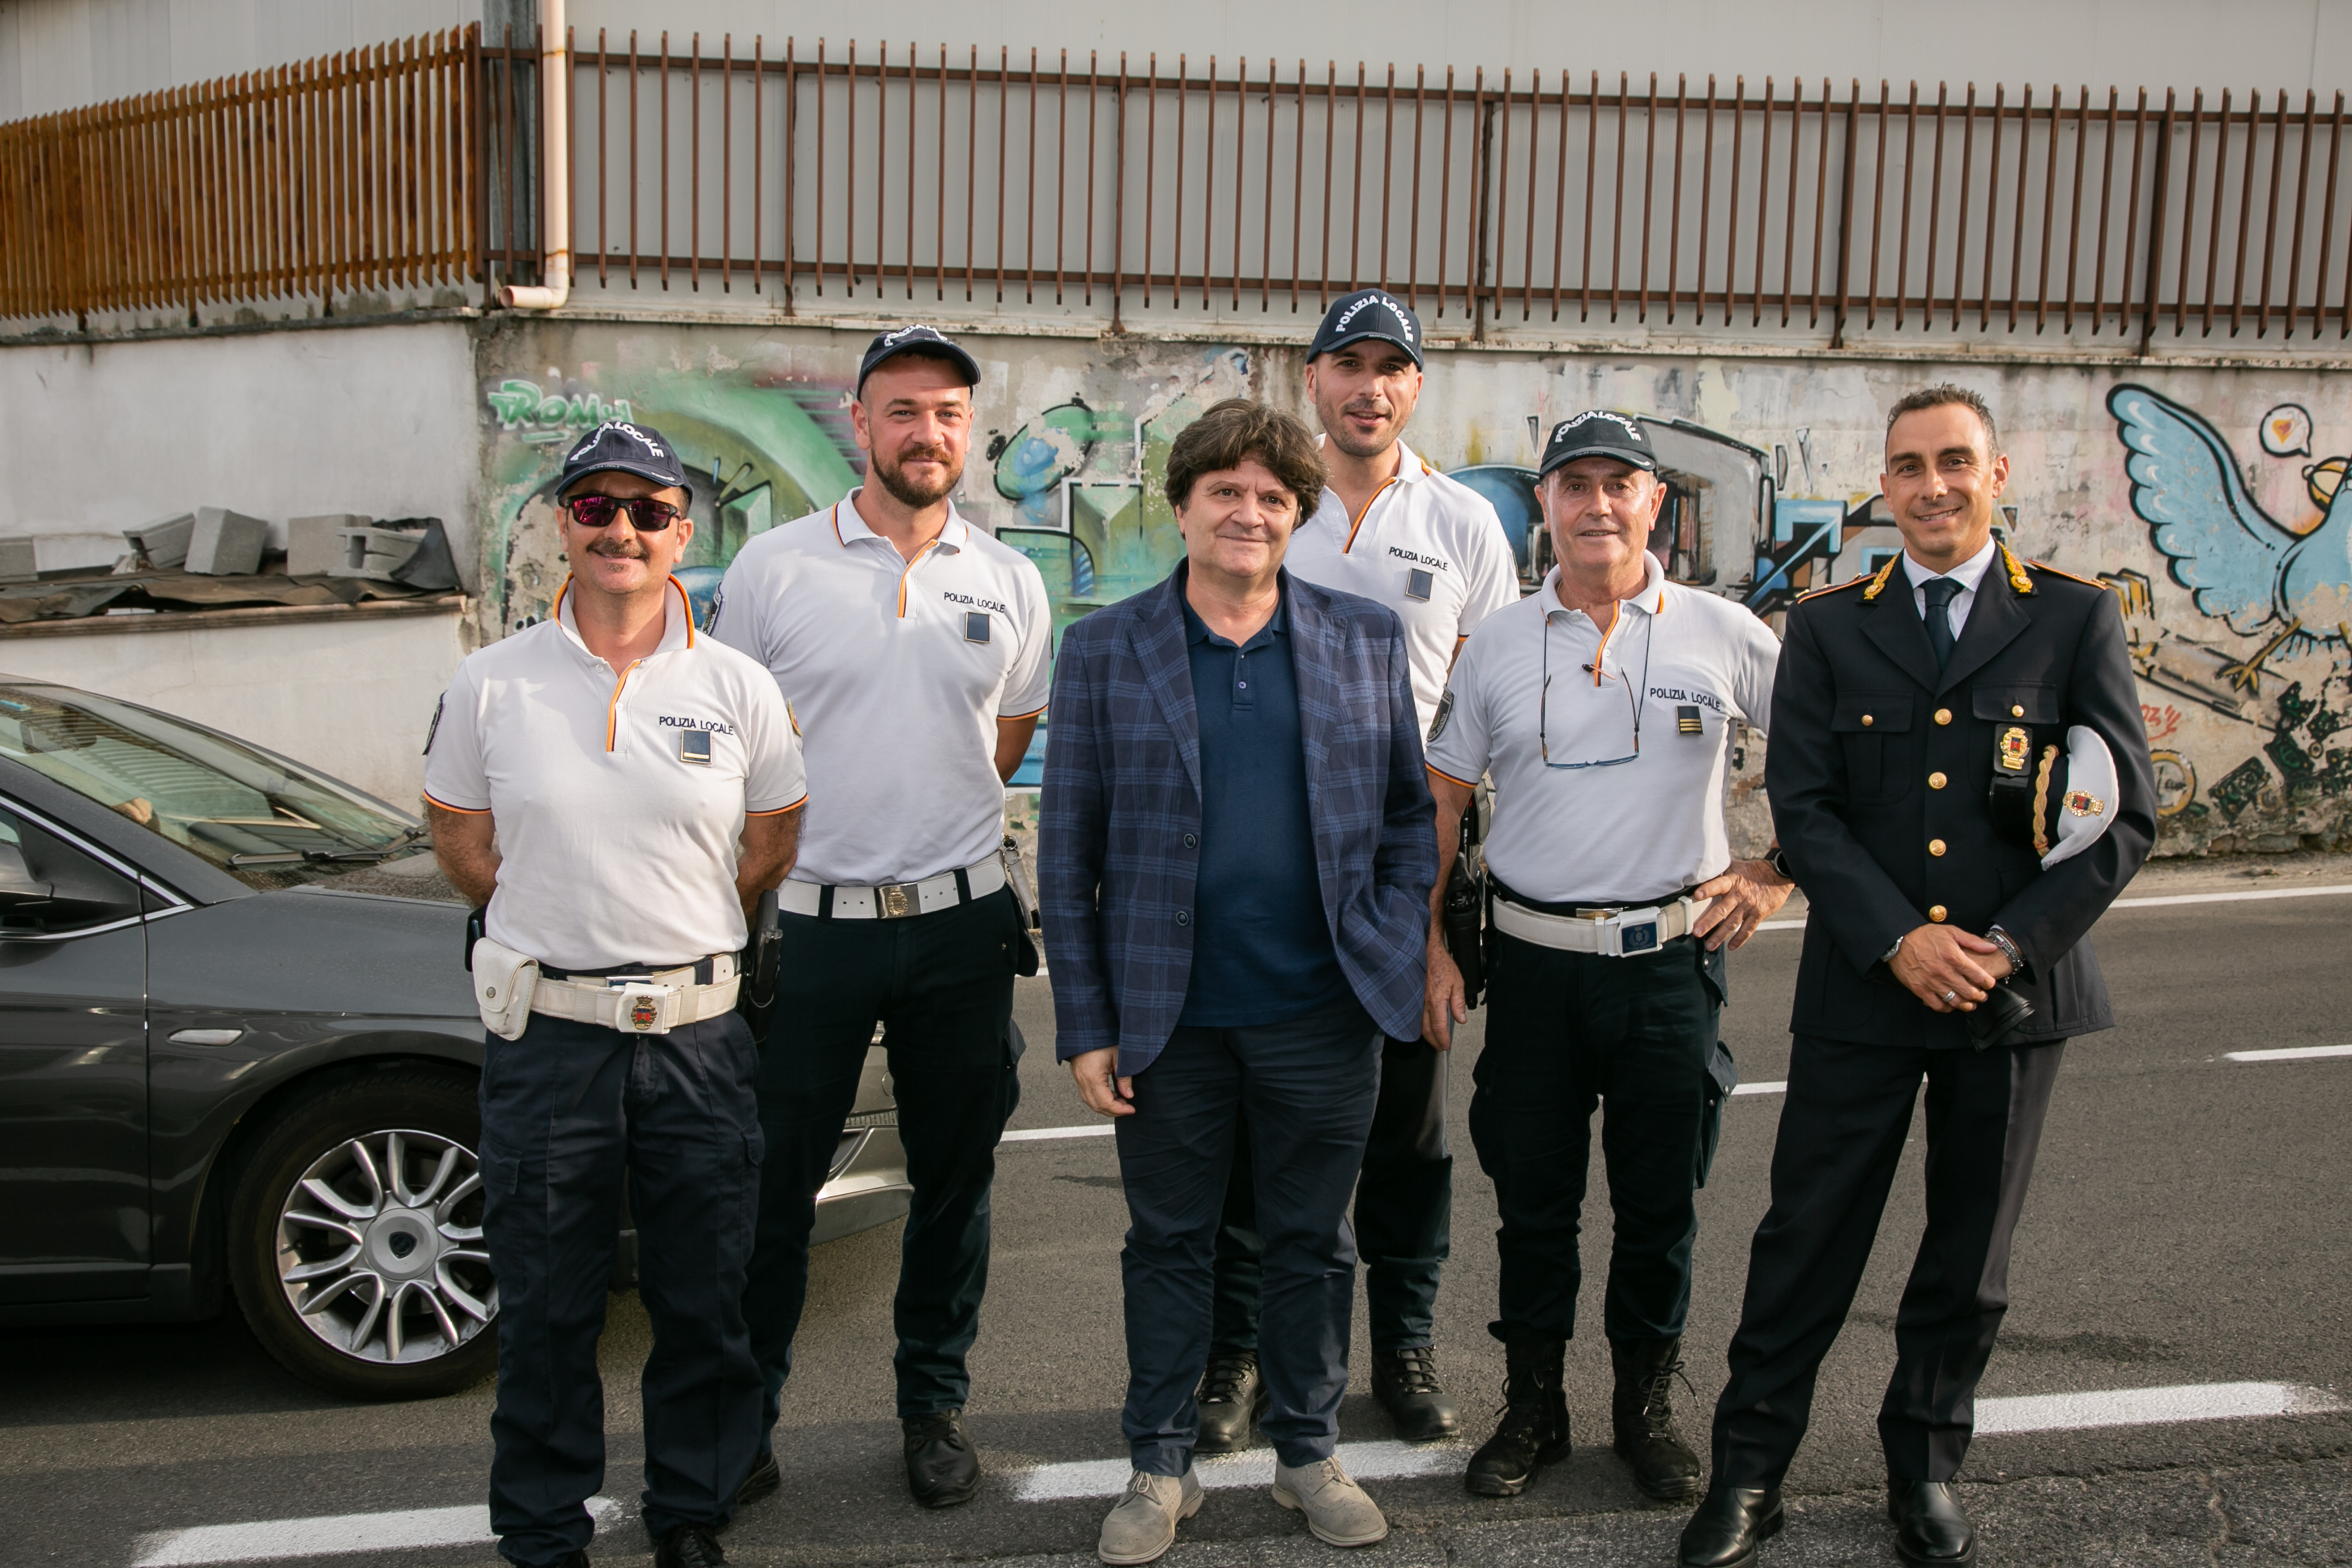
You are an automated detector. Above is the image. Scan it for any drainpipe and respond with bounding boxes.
[500,0,570,309]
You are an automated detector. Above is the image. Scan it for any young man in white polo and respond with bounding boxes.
[1190,289,1522,1453]
[426,421,807,1568]
[1422,412,1792,1506]
[716,325,1053,1512]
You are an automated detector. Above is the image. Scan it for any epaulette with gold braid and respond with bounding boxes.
[1996,540,2037,595]
[2026,557,2103,589]
[1856,554,1903,602]
[1796,574,1869,602]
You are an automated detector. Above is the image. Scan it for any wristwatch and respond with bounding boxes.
[1764,846,1794,882]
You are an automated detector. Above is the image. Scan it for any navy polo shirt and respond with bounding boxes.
[1177,587,1347,1028]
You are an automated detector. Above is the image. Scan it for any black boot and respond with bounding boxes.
[902,1409,981,1508]
[1371,1346,1461,1441]
[1610,1337,1703,1501]
[1193,1350,1268,1454]
[1463,1335,1570,1497]
[1888,1479,1975,1566]
[1678,1485,1784,1567]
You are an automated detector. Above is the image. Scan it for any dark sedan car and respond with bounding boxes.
[0,677,908,1399]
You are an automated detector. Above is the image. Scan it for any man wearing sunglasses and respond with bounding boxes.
[425,419,808,1568]
[1421,412,1789,1505]
[715,325,1052,1512]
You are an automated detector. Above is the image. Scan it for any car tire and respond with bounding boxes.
[226,1066,499,1401]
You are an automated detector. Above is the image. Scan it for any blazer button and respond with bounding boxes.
[1929,839,1948,856]
[2012,704,2025,717]
[1183,833,1198,848]
[1928,905,1948,922]
[1933,707,1953,725]
[1175,910,1191,926]
[1928,770,1948,789]
[1861,713,1874,726]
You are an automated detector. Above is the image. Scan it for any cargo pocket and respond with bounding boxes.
[1694,939,1735,1188]
[476,1138,522,1199]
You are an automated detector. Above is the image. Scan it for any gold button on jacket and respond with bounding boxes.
[1929,839,1948,856]
[1928,771,1948,789]
[1933,707,1952,725]
[1928,905,1948,922]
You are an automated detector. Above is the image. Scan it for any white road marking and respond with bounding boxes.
[1754,881,2352,935]
[1731,1080,1788,1096]
[2224,1044,2352,1063]
[131,1498,619,1566]
[1976,1382,2344,1435]
[1010,1439,1462,1503]
[1001,1123,1116,1143]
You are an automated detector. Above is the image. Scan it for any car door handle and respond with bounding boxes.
[169,1028,245,1046]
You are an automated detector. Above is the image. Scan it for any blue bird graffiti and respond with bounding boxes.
[2109,383,2352,693]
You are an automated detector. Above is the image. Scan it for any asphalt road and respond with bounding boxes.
[5,859,2349,1568]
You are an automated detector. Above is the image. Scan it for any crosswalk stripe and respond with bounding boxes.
[2224,1043,2352,1063]
[131,1499,619,1566]
[1975,1381,2342,1434]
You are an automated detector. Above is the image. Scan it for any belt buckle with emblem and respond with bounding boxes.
[878,882,916,918]
[629,994,660,1030]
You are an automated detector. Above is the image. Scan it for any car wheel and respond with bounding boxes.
[226,1066,498,1401]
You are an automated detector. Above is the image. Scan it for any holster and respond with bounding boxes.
[471,935,540,1041]
[737,887,783,1041]
[1441,810,1486,1010]
[1000,834,1042,977]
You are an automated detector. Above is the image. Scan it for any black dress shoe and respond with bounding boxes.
[551,1555,589,1568]
[1193,1351,1269,1454]
[1372,1346,1461,1441]
[1888,1478,1975,1566]
[735,1450,780,1507]
[903,1409,982,1508]
[1677,1485,1784,1567]
[653,1524,727,1568]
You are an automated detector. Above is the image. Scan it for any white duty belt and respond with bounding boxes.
[1491,893,1711,957]
[777,855,1007,921]
[530,952,740,1034]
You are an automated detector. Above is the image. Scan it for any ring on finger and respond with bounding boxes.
[1941,989,1959,1006]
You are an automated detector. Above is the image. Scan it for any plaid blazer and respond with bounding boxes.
[1041,565,1437,1074]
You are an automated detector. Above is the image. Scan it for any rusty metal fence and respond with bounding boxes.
[10,24,2352,348]
[0,27,481,324]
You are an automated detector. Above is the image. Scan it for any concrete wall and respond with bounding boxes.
[0,320,481,580]
[0,603,468,807]
[477,314,2352,857]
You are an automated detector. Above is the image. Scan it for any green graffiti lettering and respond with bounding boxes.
[486,378,545,427]
[536,396,568,423]
[2206,757,2269,822]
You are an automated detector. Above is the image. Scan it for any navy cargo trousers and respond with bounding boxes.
[478,1010,766,1567]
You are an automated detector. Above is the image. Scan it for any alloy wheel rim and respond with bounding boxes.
[274,1128,497,1364]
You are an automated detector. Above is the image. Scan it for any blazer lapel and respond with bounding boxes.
[1936,570,2031,693]
[1860,586,1944,693]
[1133,570,1202,795]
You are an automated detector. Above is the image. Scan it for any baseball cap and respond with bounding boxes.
[1538,410,1658,478]
[857,324,982,396]
[555,420,694,505]
[1307,289,1424,368]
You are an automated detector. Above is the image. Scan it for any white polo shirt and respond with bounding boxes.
[1425,554,1781,905]
[423,575,807,972]
[710,489,1053,887]
[1285,437,1522,734]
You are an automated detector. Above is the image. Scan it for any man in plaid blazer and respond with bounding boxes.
[1041,399,1437,1564]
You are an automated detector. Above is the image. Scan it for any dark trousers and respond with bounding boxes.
[1709,1033,2066,1485]
[1115,999,1382,1475]
[1209,1035,1450,1355]
[742,888,1022,1430]
[1468,930,1719,1345]
[479,1011,764,1566]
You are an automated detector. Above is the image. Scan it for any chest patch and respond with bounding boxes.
[964,611,992,644]
[1405,568,1435,602]
[679,729,713,764]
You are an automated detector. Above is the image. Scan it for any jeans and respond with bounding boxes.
[1113,997,1382,1475]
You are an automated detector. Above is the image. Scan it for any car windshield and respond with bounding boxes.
[0,679,428,892]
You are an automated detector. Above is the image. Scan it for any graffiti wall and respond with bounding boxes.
[477,316,2352,856]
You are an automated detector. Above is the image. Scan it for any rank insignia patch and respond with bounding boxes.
[964,611,991,644]
[1676,704,1704,735]
[679,729,713,765]
[1997,725,2031,773]
[1405,568,1434,601]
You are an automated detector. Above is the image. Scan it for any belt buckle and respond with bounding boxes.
[877,882,916,919]
[1605,906,1663,957]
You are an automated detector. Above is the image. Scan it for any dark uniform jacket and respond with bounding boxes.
[1765,548,2157,1048]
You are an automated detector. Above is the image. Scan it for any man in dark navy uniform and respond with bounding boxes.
[1681,386,2155,1568]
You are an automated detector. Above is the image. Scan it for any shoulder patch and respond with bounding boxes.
[421,693,445,757]
[2027,558,2105,589]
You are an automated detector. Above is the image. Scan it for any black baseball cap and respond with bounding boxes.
[857,324,982,396]
[555,419,694,505]
[1307,289,1424,368]
[1538,410,1658,478]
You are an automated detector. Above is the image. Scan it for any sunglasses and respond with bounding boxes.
[563,494,685,532]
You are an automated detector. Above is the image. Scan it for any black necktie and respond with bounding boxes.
[1922,577,1962,671]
